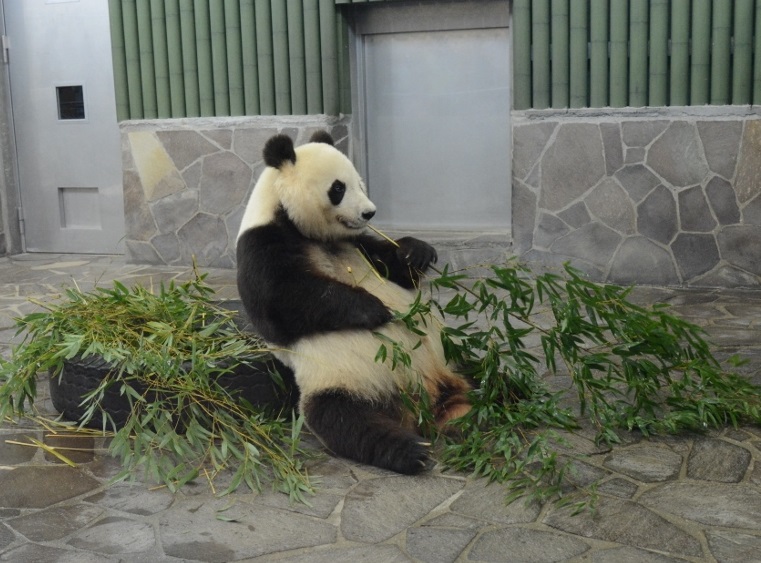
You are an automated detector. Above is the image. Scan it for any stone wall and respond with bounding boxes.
[121,108,761,289]
[513,107,761,288]
[121,115,350,268]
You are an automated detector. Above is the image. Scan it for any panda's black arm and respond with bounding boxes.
[237,229,392,345]
[356,235,437,289]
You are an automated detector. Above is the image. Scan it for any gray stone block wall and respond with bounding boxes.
[513,107,761,288]
[121,115,350,268]
[122,108,761,289]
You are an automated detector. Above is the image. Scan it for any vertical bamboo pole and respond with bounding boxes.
[150,0,171,118]
[569,0,588,108]
[287,0,307,114]
[164,0,185,117]
[609,0,628,107]
[589,0,609,107]
[755,0,761,103]
[225,0,244,116]
[690,0,711,104]
[240,0,260,115]
[272,0,291,115]
[551,0,569,108]
[136,0,157,118]
[531,0,551,109]
[303,0,323,113]
[628,0,648,107]
[255,1,275,115]
[122,1,144,117]
[669,0,689,104]
[108,0,130,120]
[649,0,668,106]
[710,0,731,105]
[338,12,352,115]
[319,0,339,115]
[194,0,215,116]
[513,0,532,109]
[732,0,753,104]
[180,0,200,116]
[209,1,229,115]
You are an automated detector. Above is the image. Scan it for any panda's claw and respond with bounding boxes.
[395,237,438,272]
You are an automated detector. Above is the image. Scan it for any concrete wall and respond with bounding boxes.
[513,107,761,288]
[121,115,350,268]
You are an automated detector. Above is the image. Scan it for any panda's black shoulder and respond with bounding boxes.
[237,210,305,254]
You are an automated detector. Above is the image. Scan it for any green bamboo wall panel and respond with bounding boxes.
[110,0,349,119]
[513,0,761,109]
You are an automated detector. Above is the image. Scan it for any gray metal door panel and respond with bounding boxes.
[4,0,124,253]
[363,27,511,230]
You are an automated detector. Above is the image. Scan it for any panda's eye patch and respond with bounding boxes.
[328,180,346,205]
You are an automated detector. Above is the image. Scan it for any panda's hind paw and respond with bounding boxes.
[387,438,433,475]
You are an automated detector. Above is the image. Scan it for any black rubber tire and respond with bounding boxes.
[48,354,298,428]
[48,300,298,428]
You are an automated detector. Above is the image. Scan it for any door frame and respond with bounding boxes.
[0,0,22,254]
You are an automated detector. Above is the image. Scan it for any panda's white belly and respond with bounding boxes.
[274,245,451,400]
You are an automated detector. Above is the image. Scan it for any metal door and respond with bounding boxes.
[362,27,511,230]
[4,0,124,253]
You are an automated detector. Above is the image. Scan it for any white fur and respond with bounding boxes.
[274,246,457,404]
[237,141,375,242]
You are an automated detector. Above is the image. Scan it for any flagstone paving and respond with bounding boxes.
[1,253,760,562]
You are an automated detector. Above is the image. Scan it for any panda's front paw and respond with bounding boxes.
[396,237,438,272]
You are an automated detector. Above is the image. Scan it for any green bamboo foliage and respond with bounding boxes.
[512,0,761,110]
[109,0,349,119]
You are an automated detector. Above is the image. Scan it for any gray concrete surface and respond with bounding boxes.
[1,253,760,562]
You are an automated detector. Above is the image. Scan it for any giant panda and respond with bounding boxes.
[236,131,471,474]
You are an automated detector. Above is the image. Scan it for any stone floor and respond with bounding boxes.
[1,253,761,562]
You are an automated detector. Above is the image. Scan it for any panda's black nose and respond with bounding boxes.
[362,210,376,221]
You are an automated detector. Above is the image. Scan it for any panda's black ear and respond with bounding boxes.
[309,130,334,146]
[263,134,297,169]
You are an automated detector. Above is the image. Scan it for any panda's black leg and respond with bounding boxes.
[302,389,431,475]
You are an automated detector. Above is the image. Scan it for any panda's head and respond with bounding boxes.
[250,131,376,241]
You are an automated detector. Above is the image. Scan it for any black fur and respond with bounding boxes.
[303,389,430,474]
[237,209,396,346]
[357,235,437,289]
[310,130,335,145]
[328,180,346,206]
[263,134,297,169]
